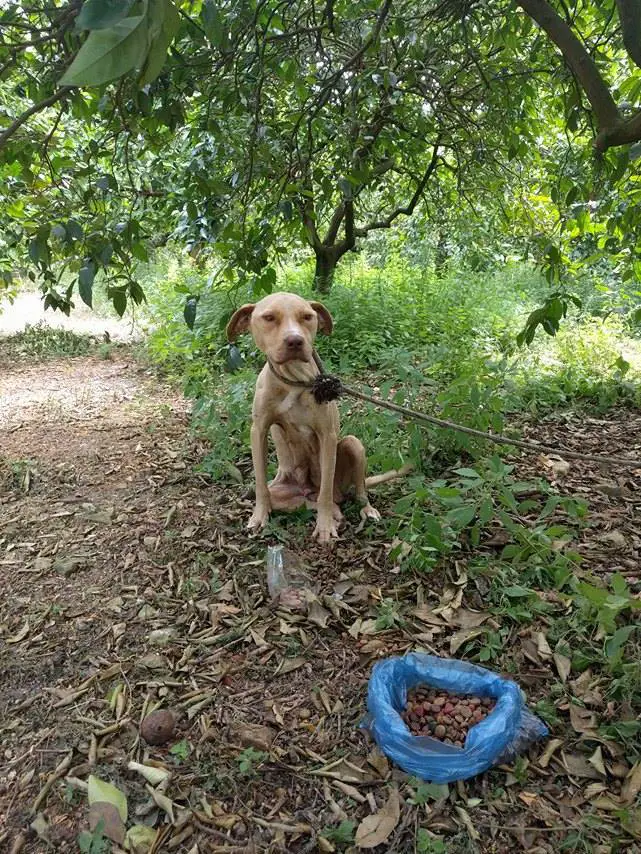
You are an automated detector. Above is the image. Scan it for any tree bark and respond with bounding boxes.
[516,0,620,131]
[616,0,641,69]
[517,0,641,151]
[313,247,338,293]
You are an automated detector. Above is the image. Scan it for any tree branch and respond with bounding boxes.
[354,140,440,236]
[324,202,346,246]
[0,88,72,152]
[595,108,641,151]
[616,0,641,69]
[297,194,322,250]
[516,0,620,130]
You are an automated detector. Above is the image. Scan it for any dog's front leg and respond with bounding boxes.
[249,419,271,531]
[312,431,339,543]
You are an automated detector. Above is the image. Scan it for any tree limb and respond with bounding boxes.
[323,202,346,246]
[0,88,72,152]
[595,108,641,151]
[354,140,440,236]
[616,0,641,69]
[516,0,620,130]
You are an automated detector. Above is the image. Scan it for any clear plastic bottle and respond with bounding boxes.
[266,545,314,609]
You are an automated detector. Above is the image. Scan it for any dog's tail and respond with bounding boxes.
[365,463,414,488]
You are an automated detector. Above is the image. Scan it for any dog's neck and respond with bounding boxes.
[268,357,319,386]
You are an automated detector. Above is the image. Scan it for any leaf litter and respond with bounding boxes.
[0,353,640,852]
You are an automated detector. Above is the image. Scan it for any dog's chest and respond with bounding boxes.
[276,390,307,418]
[273,390,336,436]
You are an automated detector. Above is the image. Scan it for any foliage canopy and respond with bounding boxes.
[2,0,641,319]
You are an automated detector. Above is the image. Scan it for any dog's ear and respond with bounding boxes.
[226,304,255,341]
[310,301,333,335]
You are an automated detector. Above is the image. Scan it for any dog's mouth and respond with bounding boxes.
[273,351,311,365]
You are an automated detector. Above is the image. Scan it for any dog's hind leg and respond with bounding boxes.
[336,436,381,522]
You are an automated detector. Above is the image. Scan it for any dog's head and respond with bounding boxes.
[226,292,333,365]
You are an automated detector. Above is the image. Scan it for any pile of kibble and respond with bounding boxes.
[401,685,496,746]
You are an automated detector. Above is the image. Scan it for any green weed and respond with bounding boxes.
[6,322,94,358]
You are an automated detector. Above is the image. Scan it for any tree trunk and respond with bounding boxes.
[313,249,337,294]
[434,231,448,278]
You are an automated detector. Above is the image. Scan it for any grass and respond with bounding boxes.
[139,250,641,478]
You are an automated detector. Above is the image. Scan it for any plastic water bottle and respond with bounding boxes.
[266,545,313,609]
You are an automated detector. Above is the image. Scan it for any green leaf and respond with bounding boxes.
[131,242,149,262]
[139,0,181,86]
[224,344,244,373]
[478,498,493,524]
[202,0,224,47]
[77,0,136,30]
[169,739,190,760]
[66,220,84,241]
[184,296,199,329]
[113,290,127,317]
[446,504,476,527]
[503,585,534,598]
[454,468,481,479]
[605,625,636,659]
[87,775,128,823]
[61,15,149,86]
[78,264,95,307]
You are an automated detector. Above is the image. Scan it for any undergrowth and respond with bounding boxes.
[1,323,96,358]
[141,251,641,477]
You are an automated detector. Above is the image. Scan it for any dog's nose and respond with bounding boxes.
[284,334,304,350]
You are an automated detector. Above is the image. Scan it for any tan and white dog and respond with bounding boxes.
[227,291,408,543]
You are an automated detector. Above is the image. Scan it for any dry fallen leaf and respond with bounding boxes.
[313,756,376,784]
[124,824,158,854]
[553,653,571,683]
[366,749,389,779]
[535,632,552,659]
[449,627,485,655]
[6,620,30,643]
[622,761,641,805]
[87,775,127,823]
[588,746,607,777]
[307,598,331,628]
[538,738,563,768]
[234,723,275,752]
[452,609,489,629]
[562,751,603,780]
[599,529,627,549]
[569,703,597,734]
[276,656,305,676]
[355,787,400,849]
[89,802,125,845]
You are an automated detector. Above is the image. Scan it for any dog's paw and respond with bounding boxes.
[312,518,340,543]
[248,507,270,532]
[360,503,381,522]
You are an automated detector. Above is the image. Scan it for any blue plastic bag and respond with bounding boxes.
[365,653,548,783]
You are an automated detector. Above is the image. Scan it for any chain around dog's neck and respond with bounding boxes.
[266,351,344,404]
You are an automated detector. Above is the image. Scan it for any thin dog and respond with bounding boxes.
[227,292,409,543]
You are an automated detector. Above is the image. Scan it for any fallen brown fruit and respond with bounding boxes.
[140,709,175,745]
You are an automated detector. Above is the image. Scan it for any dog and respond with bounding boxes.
[226,292,410,543]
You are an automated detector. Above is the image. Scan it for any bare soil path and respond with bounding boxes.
[1,350,640,854]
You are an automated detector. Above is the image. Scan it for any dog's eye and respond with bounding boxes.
[303,314,314,321]
[263,314,275,322]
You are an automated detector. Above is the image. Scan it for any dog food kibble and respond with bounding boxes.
[401,685,496,746]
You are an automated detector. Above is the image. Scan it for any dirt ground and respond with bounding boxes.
[1,348,641,854]
[0,292,140,342]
